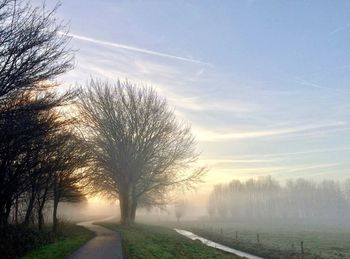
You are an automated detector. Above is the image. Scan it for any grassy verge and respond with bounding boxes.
[99,222,239,258]
[21,224,94,259]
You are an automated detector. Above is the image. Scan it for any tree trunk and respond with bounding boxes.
[3,199,12,226]
[38,184,49,230]
[0,199,8,227]
[14,196,18,225]
[119,186,137,226]
[38,210,44,230]
[52,194,59,233]
[38,199,45,230]
[131,200,137,222]
[119,192,131,226]
[52,175,59,233]
[24,192,36,226]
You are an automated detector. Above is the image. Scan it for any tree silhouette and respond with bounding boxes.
[174,200,187,223]
[0,0,73,99]
[0,0,75,227]
[78,79,204,226]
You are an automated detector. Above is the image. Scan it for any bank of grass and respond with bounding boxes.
[21,224,94,259]
[99,222,239,258]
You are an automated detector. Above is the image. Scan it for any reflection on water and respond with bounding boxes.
[174,228,263,259]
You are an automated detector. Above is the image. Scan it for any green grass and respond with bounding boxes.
[186,220,350,259]
[99,222,240,259]
[21,224,94,259]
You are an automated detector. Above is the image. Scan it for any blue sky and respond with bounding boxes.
[39,0,350,188]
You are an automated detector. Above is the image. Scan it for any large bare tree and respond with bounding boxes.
[79,79,204,226]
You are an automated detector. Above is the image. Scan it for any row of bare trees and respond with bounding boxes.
[208,176,350,225]
[1,0,203,230]
[0,0,86,231]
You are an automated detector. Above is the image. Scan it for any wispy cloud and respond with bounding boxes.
[194,121,347,141]
[235,146,350,159]
[171,96,258,113]
[204,163,341,182]
[286,163,340,173]
[296,79,350,95]
[329,22,350,36]
[64,32,208,65]
[198,158,273,165]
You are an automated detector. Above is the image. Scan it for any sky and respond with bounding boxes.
[36,0,350,193]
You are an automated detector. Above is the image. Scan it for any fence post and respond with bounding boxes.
[301,241,304,255]
[257,233,260,244]
[235,231,238,240]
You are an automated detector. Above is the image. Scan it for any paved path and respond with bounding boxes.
[68,218,123,259]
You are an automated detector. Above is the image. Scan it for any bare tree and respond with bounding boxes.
[0,0,73,99]
[78,79,204,226]
[51,132,88,233]
[174,200,187,223]
[0,0,74,227]
[207,176,350,225]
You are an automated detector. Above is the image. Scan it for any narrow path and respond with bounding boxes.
[175,228,263,259]
[68,217,123,259]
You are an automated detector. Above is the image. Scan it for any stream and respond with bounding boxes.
[174,228,264,259]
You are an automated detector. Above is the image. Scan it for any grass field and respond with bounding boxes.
[21,224,94,259]
[184,220,350,259]
[100,222,239,259]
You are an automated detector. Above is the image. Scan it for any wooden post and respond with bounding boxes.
[257,233,260,244]
[301,241,304,255]
[235,231,238,240]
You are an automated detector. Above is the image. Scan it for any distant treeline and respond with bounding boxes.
[207,176,350,224]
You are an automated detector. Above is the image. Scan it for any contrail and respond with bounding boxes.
[194,121,347,141]
[63,32,207,65]
[329,22,350,36]
[296,79,350,95]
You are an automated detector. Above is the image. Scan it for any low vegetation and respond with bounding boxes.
[187,221,350,259]
[21,224,94,259]
[0,225,54,259]
[99,222,239,258]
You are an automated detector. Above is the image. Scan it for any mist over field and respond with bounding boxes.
[2,0,350,258]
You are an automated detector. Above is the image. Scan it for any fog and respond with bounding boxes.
[90,176,346,231]
[206,176,350,226]
[47,175,350,232]
[54,199,119,223]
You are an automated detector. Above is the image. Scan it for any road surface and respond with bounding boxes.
[68,218,123,259]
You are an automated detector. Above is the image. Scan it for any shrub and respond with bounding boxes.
[0,225,55,259]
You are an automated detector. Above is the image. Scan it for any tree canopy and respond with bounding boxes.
[78,79,204,225]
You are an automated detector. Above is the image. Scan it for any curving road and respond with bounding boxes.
[68,218,123,259]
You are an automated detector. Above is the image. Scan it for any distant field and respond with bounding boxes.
[184,220,350,259]
[99,222,239,258]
